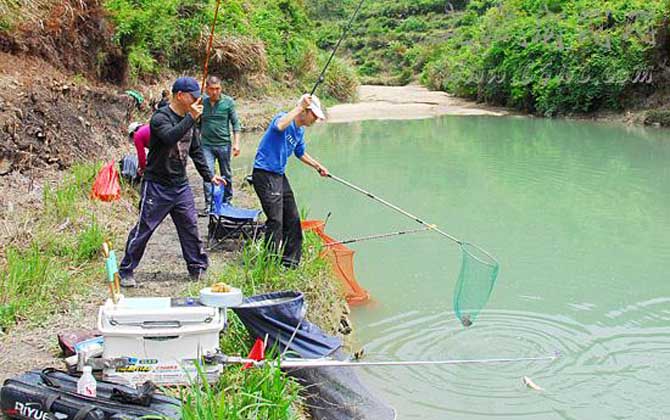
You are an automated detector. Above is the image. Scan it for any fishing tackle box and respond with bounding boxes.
[0,368,180,420]
[97,297,224,386]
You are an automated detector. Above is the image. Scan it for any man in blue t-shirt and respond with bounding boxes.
[252,94,329,267]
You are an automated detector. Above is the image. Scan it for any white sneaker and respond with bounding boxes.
[120,274,137,288]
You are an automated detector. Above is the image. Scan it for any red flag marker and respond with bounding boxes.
[243,338,265,370]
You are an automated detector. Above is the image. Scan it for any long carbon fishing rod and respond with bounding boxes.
[327,174,462,244]
[221,353,560,369]
[324,227,429,247]
[326,173,499,267]
[201,0,224,89]
[310,0,365,96]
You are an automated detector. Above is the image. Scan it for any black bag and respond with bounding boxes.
[0,369,180,420]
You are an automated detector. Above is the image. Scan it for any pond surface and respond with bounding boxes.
[245,115,670,419]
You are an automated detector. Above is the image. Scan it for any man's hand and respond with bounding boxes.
[299,94,312,111]
[189,97,203,120]
[211,175,227,186]
[232,143,240,157]
[316,164,329,177]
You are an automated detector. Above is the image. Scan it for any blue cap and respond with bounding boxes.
[172,77,201,99]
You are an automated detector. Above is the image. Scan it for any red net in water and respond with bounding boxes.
[301,220,370,305]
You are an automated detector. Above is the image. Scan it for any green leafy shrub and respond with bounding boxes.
[421,0,667,115]
[644,109,670,126]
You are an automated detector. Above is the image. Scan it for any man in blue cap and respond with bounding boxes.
[252,94,329,268]
[119,77,226,287]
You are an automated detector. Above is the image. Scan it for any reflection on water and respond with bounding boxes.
[244,115,670,419]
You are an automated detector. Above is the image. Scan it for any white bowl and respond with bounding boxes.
[199,287,243,308]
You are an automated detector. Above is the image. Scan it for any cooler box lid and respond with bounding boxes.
[101,297,219,327]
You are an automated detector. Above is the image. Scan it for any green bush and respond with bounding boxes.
[104,0,329,87]
[312,0,459,87]
[314,0,667,114]
[644,109,670,126]
[421,0,667,115]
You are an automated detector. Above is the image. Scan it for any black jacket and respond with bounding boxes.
[144,106,213,187]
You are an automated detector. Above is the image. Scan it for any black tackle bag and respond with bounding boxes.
[0,369,180,420]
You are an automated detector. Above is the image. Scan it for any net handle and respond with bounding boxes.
[324,227,429,246]
[327,173,463,245]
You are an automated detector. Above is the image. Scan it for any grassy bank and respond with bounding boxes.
[0,162,135,331]
[0,162,346,418]
[179,215,344,418]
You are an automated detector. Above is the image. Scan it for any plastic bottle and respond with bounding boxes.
[77,366,97,397]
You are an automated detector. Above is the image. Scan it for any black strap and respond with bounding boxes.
[43,394,59,411]
[73,405,96,420]
[40,368,61,388]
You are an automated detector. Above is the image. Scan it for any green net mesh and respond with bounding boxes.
[453,242,500,327]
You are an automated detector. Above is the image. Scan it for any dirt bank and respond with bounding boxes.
[326,84,508,123]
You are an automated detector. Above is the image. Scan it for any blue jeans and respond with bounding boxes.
[202,144,232,208]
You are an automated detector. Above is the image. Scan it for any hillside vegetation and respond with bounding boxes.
[314,0,670,116]
[0,0,358,101]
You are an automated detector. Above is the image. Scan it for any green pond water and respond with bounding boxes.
[241,115,670,419]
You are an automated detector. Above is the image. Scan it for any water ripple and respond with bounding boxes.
[359,309,670,419]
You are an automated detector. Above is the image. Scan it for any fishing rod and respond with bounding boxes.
[327,174,462,245]
[324,227,430,247]
[220,352,560,369]
[310,0,365,96]
[326,173,499,267]
[201,0,224,90]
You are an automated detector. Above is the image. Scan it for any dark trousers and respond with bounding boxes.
[119,181,208,277]
[202,144,232,208]
[252,168,302,267]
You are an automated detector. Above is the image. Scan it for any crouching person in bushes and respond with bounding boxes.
[118,77,226,287]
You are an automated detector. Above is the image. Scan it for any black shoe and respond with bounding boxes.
[189,269,205,281]
[281,259,300,270]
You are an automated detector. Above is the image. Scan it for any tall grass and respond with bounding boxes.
[183,221,345,418]
[0,245,71,329]
[76,220,106,262]
[0,161,121,332]
[180,359,301,420]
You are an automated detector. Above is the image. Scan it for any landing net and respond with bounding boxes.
[301,220,370,305]
[453,242,500,326]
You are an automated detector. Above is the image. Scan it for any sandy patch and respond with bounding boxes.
[326,84,508,123]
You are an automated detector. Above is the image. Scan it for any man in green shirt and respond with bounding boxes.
[200,76,241,214]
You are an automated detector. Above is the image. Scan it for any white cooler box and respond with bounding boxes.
[98,297,225,386]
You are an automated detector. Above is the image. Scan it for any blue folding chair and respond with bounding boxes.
[207,185,264,250]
